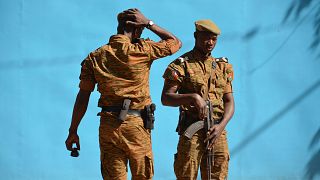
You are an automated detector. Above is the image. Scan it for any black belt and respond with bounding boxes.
[101,106,142,117]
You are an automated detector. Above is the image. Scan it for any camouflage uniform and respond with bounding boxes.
[80,34,180,180]
[163,49,234,180]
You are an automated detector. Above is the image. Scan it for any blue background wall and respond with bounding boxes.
[1,0,320,179]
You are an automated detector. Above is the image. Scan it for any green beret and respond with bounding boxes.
[195,19,221,35]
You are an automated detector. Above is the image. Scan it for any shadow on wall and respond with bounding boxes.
[231,79,320,156]
[283,0,320,58]
[245,0,320,74]
[305,127,320,180]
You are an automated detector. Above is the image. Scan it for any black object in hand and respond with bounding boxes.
[71,148,79,157]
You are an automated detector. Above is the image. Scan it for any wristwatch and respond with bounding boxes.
[146,20,154,29]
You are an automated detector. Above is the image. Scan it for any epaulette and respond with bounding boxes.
[215,57,229,63]
[176,56,189,64]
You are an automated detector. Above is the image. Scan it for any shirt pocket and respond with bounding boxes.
[184,73,205,94]
[214,70,227,88]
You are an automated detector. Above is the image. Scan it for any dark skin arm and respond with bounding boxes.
[204,92,235,150]
[162,79,235,150]
[161,80,207,120]
[124,8,182,48]
[65,89,91,151]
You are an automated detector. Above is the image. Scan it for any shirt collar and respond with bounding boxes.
[109,34,131,44]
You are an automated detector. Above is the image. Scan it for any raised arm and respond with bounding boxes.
[124,8,182,47]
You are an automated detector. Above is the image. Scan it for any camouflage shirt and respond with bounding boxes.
[163,49,234,119]
[79,34,180,109]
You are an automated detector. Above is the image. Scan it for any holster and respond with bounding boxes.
[142,103,156,130]
[118,99,131,121]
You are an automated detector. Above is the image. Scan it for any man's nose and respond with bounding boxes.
[208,39,214,45]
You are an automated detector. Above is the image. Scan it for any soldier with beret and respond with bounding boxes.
[162,19,235,179]
[65,8,181,180]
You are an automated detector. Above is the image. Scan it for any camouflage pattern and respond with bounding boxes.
[163,49,233,120]
[99,112,153,180]
[174,130,229,180]
[163,49,234,179]
[79,34,180,109]
[79,34,180,179]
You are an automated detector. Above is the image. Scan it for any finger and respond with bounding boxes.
[126,21,138,26]
[127,8,140,14]
[209,139,216,149]
[65,141,73,151]
[204,136,209,143]
[128,8,138,11]
[199,107,205,119]
[205,131,216,143]
[126,9,138,14]
[204,128,214,142]
[199,110,203,119]
[202,107,207,118]
[206,139,214,150]
[76,142,81,150]
[206,142,211,151]
[204,132,212,142]
[206,138,214,150]
[126,21,144,27]
[123,14,136,18]
[126,8,135,12]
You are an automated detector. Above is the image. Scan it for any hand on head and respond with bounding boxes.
[118,8,150,28]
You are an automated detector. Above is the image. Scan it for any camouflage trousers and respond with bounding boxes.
[99,112,153,180]
[174,129,229,180]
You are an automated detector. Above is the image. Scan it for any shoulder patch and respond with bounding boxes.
[216,57,229,63]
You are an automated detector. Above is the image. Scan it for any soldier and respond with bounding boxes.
[161,19,235,180]
[65,8,181,180]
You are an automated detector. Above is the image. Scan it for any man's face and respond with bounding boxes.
[194,31,218,54]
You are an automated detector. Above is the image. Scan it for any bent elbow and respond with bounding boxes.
[174,37,182,49]
[176,38,182,49]
[161,94,169,106]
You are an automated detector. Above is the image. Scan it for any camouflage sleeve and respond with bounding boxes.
[144,39,181,61]
[78,49,100,92]
[162,58,185,83]
[223,63,234,94]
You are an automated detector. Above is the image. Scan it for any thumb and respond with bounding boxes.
[76,142,81,150]
[126,21,139,26]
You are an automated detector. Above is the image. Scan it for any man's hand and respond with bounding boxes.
[204,124,225,150]
[65,133,80,151]
[191,94,207,120]
[123,8,150,27]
